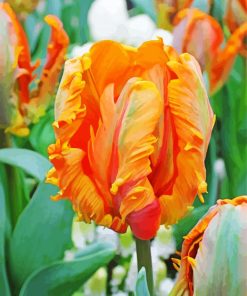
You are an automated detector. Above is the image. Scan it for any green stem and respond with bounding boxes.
[135,237,154,296]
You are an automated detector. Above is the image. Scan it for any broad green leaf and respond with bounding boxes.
[8,183,74,293]
[220,57,247,196]
[0,166,11,296]
[173,205,210,249]
[130,0,156,21]
[7,166,29,226]
[29,109,55,157]
[19,242,116,296]
[135,267,150,296]
[0,148,51,181]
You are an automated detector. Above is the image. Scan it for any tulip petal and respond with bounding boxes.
[47,140,106,224]
[159,53,214,225]
[0,3,33,104]
[26,15,69,123]
[89,78,162,238]
[193,203,247,296]
[210,22,247,94]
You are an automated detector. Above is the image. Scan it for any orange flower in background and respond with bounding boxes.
[173,8,247,94]
[224,0,247,56]
[224,0,247,32]
[170,196,247,296]
[0,3,69,136]
[47,39,214,240]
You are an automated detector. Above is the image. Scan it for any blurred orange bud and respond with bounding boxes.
[173,8,247,94]
[224,0,247,32]
[0,3,69,136]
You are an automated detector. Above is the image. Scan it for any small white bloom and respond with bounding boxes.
[123,14,156,46]
[119,228,135,258]
[96,226,119,249]
[72,219,95,249]
[152,226,176,259]
[84,267,107,296]
[152,28,173,45]
[70,43,93,58]
[111,265,126,287]
[159,278,175,296]
[88,0,128,41]
[214,158,226,180]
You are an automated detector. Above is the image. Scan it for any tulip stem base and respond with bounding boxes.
[135,237,154,296]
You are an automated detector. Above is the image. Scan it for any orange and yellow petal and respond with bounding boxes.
[0,3,33,105]
[159,53,215,225]
[209,22,247,94]
[26,15,69,123]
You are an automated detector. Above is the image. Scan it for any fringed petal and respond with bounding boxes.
[89,78,162,239]
[47,140,106,224]
[0,3,33,105]
[159,53,215,225]
[53,57,88,143]
[210,22,247,94]
[26,15,69,123]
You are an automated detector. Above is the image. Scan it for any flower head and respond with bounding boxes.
[0,3,69,136]
[47,39,214,240]
[173,8,247,94]
[170,196,247,296]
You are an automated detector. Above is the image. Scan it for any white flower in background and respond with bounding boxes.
[72,218,96,249]
[152,226,176,259]
[70,0,173,58]
[96,226,119,249]
[125,247,170,294]
[84,267,107,296]
[87,0,173,47]
[88,0,129,41]
[214,158,226,180]
[119,228,135,258]
[70,42,93,58]
[159,278,175,296]
[111,265,127,293]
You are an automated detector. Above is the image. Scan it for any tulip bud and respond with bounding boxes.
[171,196,247,296]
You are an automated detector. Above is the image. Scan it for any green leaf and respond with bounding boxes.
[0,166,11,296]
[19,242,116,296]
[0,148,51,181]
[130,0,156,21]
[29,109,55,157]
[135,267,150,296]
[173,205,210,249]
[8,183,74,293]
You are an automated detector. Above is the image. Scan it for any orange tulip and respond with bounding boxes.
[47,39,214,240]
[224,0,247,32]
[170,196,247,296]
[173,8,247,94]
[0,3,69,136]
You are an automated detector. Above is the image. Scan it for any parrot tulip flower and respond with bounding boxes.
[47,39,214,240]
[170,196,247,296]
[0,3,69,136]
[173,8,247,94]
